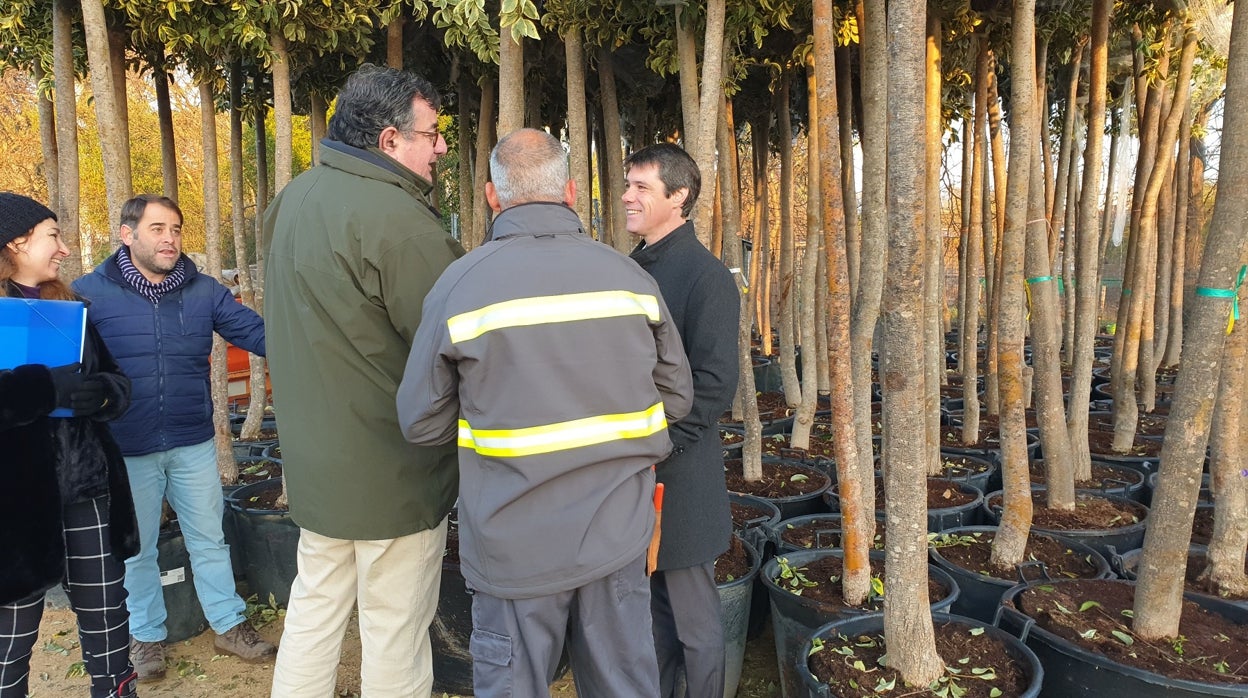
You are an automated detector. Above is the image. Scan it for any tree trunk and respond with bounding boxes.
[386,15,405,69]
[52,0,81,276]
[751,118,773,356]
[33,63,58,214]
[687,0,726,249]
[1049,42,1085,269]
[1183,105,1212,297]
[196,80,237,486]
[719,98,763,482]
[470,79,495,250]
[456,72,474,247]
[989,0,1038,569]
[850,0,886,501]
[776,72,801,406]
[81,0,132,250]
[675,3,700,140]
[252,78,269,290]
[1161,98,1194,367]
[1067,0,1112,482]
[596,48,630,253]
[1134,6,1248,639]
[497,34,524,137]
[564,28,591,227]
[923,16,943,476]
[983,54,1005,415]
[271,32,293,192]
[152,56,178,201]
[881,0,943,684]
[1061,129,1083,363]
[961,34,988,447]
[790,65,820,451]
[837,44,859,298]
[309,92,327,166]
[811,11,870,605]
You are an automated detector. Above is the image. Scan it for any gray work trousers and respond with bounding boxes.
[469,555,660,698]
[651,561,725,698]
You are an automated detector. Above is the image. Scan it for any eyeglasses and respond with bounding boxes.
[408,128,442,145]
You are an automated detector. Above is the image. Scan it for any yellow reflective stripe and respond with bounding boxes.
[457,402,667,457]
[447,291,661,344]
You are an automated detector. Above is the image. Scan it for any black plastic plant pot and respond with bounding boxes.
[927,479,984,533]
[157,524,209,643]
[796,611,1045,698]
[982,489,1149,561]
[937,452,998,494]
[229,415,278,437]
[1111,544,1248,613]
[1146,471,1211,508]
[219,484,247,581]
[720,536,761,698]
[736,459,833,520]
[731,492,782,556]
[227,477,299,607]
[997,579,1248,697]
[761,549,960,698]
[928,525,1112,623]
[770,511,888,555]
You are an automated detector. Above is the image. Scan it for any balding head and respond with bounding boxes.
[488,128,571,210]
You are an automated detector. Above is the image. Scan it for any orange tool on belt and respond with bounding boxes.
[646,481,664,576]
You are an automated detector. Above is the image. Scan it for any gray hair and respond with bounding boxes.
[489,129,569,207]
[327,64,440,150]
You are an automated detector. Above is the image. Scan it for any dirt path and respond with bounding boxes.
[27,606,781,697]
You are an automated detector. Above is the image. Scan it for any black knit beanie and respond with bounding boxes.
[0,192,57,248]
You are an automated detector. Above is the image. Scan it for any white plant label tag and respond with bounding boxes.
[160,567,186,586]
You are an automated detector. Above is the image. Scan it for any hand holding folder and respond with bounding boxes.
[0,298,88,417]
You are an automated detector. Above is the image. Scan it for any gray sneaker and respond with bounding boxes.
[128,637,166,681]
[214,622,276,662]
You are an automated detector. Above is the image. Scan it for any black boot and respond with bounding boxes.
[91,669,139,698]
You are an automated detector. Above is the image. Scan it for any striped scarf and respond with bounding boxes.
[117,245,186,303]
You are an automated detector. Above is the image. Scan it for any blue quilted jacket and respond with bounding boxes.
[72,251,266,456]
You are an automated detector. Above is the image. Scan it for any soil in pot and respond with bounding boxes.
[1087,429,1162,458]
[731,499,779,531]
[1090,413,1167,438]
[825,477,979,512]
[759,428,837,465]
[233,428,279,442]
[1192,506,1215,546]
[806,619,1034,698]
[724,459,830,500]
[1119,549,1248,603]
[773,556,948,611]
[236,483,285,511]
[1012,579,1248,686]
[986,491,1146,533]
[777,515,886,552]
[720,428,744,448]
[930,530,1102,583]
[1027,460,1143,492]
[235,458,282,486]
[715,534,753,584]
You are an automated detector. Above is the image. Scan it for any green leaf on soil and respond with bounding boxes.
[790,473,809,483]
[1079,629,1097,639]
[1120,609,1134,618]
[969,627,985,636]
[873,676,896,692]
[1079,601,1101,612]
[1053,602,1073,614]
[1111,630,1134,646]
[853,660,867,671]
[990,689,1003,697]
[65,661,86,679]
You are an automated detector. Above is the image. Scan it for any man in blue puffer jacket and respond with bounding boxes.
[72,194,274,682]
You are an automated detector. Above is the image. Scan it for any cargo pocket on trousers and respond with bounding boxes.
[469,629,513,698]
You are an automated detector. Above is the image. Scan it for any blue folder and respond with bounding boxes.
[0,297,87,417]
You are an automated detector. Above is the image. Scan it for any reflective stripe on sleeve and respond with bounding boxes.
[457,402,667,457]
[446,290,662,344]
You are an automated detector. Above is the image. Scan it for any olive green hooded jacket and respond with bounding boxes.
[262,139,462,539]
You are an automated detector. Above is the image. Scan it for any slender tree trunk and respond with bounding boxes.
[791,66,820,451]
[270,32,293,192]
[33,63,58,214]
[983,53,1005,415]
[1061,130,1083,363]
[81,0,132,250]
[597,48,629,252]
[1134,6,1248,638]
[1183,106,1212,297]
[989,0,1038,569]
[961,34,987,447]
[675,3,700,140]
[197,80,237,486]
[456,73,474,247]
[1037,34,1053,227]
[1161,98,1194,367]
[1067,0,1109,480]
[1152,145,1177,373]
[751,119,772,353]
[307,92,326,166]
[687,0,726,248]
[812,11,870,606]
[923,15,943,475]
[1050,42,1085,267]
[252,80,269,291]
[564,28,591,226]
[837,44,859,298]
[229,63,266,441]
[52,0,81,275]
[387,15,405,69]
[497,34,524,137]
[850,0,886,503]
[776,73,801,405]
[881,0,943,683]
[720,97,763,482]
[470,79,495,250]
[152,57,178,201]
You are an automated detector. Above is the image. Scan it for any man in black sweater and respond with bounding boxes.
[626,143,741,698]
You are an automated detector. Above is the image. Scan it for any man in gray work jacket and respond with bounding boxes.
[397,128,693,698]
[627,143,741,698]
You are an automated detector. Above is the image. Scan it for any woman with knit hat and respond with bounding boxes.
[0,192,141,698]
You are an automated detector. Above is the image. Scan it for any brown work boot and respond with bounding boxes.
[214,622,276,663]
[128,637,166,681]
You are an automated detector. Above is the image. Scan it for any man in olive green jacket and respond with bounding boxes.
[262,65,463,698]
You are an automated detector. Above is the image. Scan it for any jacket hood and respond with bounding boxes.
[320,138,435,204]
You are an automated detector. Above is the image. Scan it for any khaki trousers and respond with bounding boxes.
[270,519,447,698]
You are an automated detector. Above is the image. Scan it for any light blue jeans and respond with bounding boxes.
[123,439,246,641]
